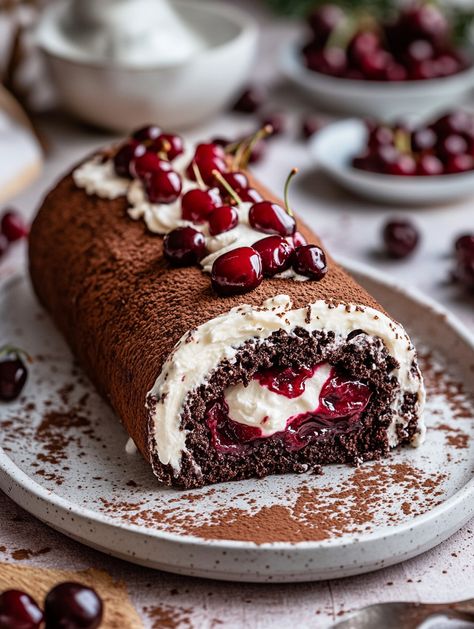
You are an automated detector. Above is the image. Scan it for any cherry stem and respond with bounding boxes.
[283,168,298,217]
[192,162,206,190]
[212,170,242,205]
[0,344,32,363]
[240,125,273,169]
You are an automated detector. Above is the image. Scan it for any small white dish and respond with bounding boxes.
[36,0,258,131]
[310,118,474,205]
[281,41,474,120]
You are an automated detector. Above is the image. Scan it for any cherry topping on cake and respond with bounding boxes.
[163,227,206,266]
[291,231,307,248]
[0,347,28,401]
[1,210,28,242]
[208,205,238,236]
[144,169,182,204]
[232,86,266,113]
[383,219,420,258]
[152,132,184,160]
[187,144,227,186]
[0,589,43,629]
[0,234,8,258]
[181,188,221,223]
[45,582,103,629]
[130,152,171,180]
[211,246,263,295]
[239,188,263,204]
[132,124,162,142]
[219,172,249,196]
[292,245,328,280]
[253,236,293,277]
[113,141,146,178]
[249,202,296,237]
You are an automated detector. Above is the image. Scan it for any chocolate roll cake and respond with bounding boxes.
[29,127,425,488]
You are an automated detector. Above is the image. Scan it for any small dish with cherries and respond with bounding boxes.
[281,2,474,118]
[310,110,474,205]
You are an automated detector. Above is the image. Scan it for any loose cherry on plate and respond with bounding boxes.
[211,246,263,295]
[144,169,182,204]
[253,235,293,277]
[1,210,29,242]
[181,188,221,223]
[163,227,206,266]
[44,582,103,629]
[208,205,239,236]
[383,219,420,259]
[0,589,43,629]
[113,141,146,178]
[292,245,328,280]
[0,346,28,402]
[249,202,296,237]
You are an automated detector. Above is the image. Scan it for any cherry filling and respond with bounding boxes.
[206,363,372,454]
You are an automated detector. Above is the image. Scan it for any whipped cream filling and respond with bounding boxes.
[225,363,333,437]
[148,295,425,472]
[72,154,307,281]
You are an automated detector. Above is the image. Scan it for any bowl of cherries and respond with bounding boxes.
[281,1,474,118]
[310,110,474,205]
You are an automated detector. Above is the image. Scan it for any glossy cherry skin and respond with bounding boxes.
[132,124,162,142]
[417,154,444,176]
[438,134,468,160]
[0,234,8,258]
[347,31,380,66]
[387,154,417,176]
[219,171,249,196]
[431,111,472,138]
[181,188,221,223]
[445,154,474,174]
[0,355,28,401]
[249,202,296,237]
[292,231,307,248]
[253,236,293,277]
[383,220,420,259]
[113,141,146,178]
[232,86,266,113]
[152,133,184,160]
[238,188,263,204]
[400,4,449,48]
[208,205,239,236]
[211,246,263,296]
[144,169,182,204]
[44,582,103,629]
[0,589,43,629]
[411,127,437,152]
[1,210,29,242]
[292,245,328,280]
[163,227,206,266]
[130,152,171,180]
[368,125,394,150]
[304,46,347,76]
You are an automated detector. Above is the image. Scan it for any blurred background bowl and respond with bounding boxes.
[36,0,258,132]
[281,42,474,120]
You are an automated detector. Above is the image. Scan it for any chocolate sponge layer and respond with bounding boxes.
[29,159,397,477]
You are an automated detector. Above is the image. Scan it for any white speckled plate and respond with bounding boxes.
[0,259,473,583]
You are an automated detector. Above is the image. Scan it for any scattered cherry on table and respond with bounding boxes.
[0,589,43,629]
[0,346,28,402]
[383,219,420,259]
[44,582,103,629]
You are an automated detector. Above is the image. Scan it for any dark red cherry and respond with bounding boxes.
[431,111,472,138]
[455,234,474,254]
[144,169,182,204]
[44,582,103,629]
[368,126,394,150]
[456,255,474,290]
[130,152,171,180]
[347,31,380,66]
[445,154,474,174]
[249,202,296,237]
[411,127,437,153]
[359,49,393,81]
[163,227,206,266]
[438,134,468,160]
[113,141,146,178]
[181,188,221,223]
[1,210,28,242]
[304,46,347,76]
[383,219,420,259]
[384,62,407,81]
[0,233,8,258]
[208,205,238,236]
[194,143,226,161]
[417,154,443,176]
[219,171,249,196]
[187,155,227,187]
[405,39,435,64]
[387,154,417,176]
[239,188,263,203]
[152,133,184,160]
[211,246,263,295]
[253,236,293,277]
[400,4,449,47]
[307,4,344,46]
[0,350,28,401]
[0,589,43,629]
[261,112,286,138]
[232,86,266,113]
[301,115,322,140]
[292,231,307,248]
[292,245,328,280]
[132,124,162,142]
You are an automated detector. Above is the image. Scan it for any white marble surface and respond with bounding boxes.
[0,2,473,627]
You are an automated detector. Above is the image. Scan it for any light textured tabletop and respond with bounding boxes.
[0,2,473,627]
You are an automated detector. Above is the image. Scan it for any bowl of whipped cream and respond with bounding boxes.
[36,0,258,131]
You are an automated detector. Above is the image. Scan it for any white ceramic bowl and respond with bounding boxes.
[281,41,474,120]
[310,118,474,205]
[36,1,258,131]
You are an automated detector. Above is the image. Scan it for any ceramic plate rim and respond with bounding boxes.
[0,257,473,553]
